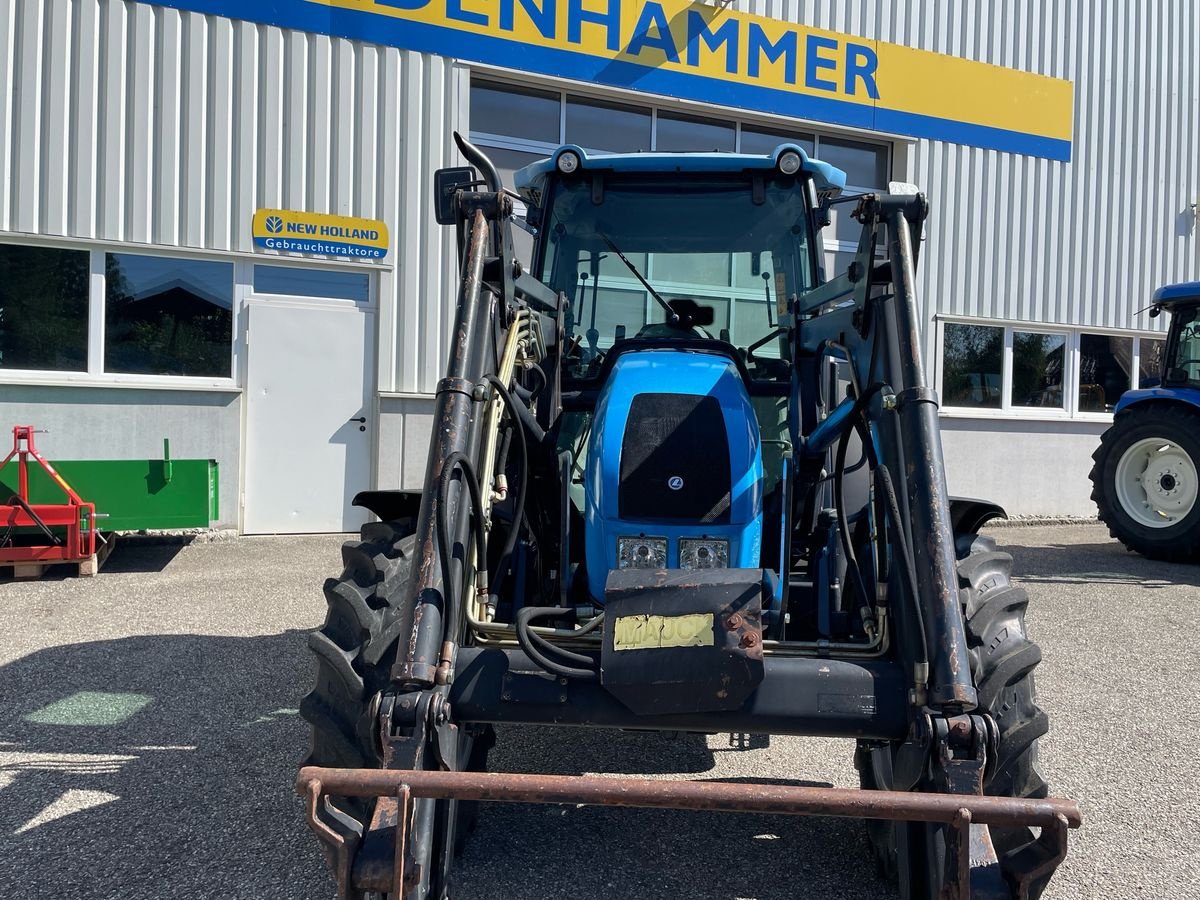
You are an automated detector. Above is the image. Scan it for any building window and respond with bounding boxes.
[818,136,890,187]
[565,95,651,152]
[105,253,233,377]
[942,323,1003,409]
[253,265,370,303]
[468,77,890,279]
[740,125,815,156]
[655,111,735,152]
[1011,331,1066,409]
[0,245,89,372]
[940,319,1165,418]
[470,82,559,144]
[1078,333,1133,412]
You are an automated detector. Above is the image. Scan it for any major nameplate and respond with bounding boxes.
[612,612,715,650]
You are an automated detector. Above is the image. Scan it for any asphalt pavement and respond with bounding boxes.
[0,524,1196,899]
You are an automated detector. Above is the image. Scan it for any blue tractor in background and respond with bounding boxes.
[297,134,1079,899]
[1091,281,1200,560]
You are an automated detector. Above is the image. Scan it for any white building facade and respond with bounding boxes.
[0,0,1196,531]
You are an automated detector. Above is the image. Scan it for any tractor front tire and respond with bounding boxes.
[300,521,418,820]
[859,535,1050,898]
[1090,403,1200,561]
[301,521,492,899]
[956,535,1050,866]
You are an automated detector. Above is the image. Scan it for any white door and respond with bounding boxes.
[243,298,374,534]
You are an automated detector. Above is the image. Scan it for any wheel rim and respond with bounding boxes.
[1114,437,1199,528]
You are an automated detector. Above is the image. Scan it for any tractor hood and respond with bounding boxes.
[582,348,764,601]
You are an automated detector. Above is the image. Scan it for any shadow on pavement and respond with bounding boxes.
[0,634,895,900]
[97,539,190,574]
[0,540,188,583]
[0,631,329,899]
[997,533,1200,590]
[452,725,895,900]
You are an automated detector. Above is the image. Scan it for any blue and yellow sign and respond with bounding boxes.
[252,209,390,259]
[153,0,1074,161]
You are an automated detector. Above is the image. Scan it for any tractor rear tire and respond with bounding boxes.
[300,521,418,820]
[859,534,1050,898]
[1090,403,1200,561]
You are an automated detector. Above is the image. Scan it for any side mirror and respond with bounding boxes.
[814,200,833,230]
[433,166,476,225]
[1165,367,1190,385]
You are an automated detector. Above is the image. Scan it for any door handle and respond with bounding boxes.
[349,416,367,423]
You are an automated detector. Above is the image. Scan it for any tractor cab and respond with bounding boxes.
[513,145,845,613]
[1152,281,1200,389]
[515,144,844,379]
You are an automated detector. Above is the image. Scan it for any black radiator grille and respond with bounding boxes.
[618,393,731,523]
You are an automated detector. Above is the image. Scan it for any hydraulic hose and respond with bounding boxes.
[874,462,930,674]
[516,607,603,681]
[484,375,530,614]
[437,452,488,642]
[830,383,888,616]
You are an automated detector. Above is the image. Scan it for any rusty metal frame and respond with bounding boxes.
[298,767,1081,900]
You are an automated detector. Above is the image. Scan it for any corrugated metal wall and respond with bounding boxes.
[0,0,467,394]
[747,0,1200,334]
[2,1,1197,391]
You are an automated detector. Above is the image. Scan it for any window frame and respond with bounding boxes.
[467,76,892,276]
[936,315,1167,421]
[0,238,378,391]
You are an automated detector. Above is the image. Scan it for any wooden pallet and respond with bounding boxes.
[4,534,117,580]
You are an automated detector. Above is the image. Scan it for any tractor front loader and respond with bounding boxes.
[298,134,1079,899]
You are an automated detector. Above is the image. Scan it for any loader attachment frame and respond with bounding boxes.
[298,766,1080,900]
[299,136,1081,900]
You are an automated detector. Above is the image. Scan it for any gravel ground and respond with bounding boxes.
[0,524,1195,899]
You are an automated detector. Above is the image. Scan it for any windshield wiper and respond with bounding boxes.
[598,232,679,324]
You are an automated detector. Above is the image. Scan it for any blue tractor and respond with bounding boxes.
[1091,281,1200,560]
[298,135,1079,899]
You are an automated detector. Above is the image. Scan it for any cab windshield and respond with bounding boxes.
[536,176,816,380]
[1168,308,1200,384]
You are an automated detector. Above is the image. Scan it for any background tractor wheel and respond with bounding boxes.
[1090,403,1200,561]
[858,534,1050,899]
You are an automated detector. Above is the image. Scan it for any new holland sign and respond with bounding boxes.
[152,0,1074,161]
[253,209,390,259]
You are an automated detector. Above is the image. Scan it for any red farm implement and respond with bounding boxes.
[0,426,99,578]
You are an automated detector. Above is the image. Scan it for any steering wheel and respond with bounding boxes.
[635,298,716,340]
[663,298,714,331]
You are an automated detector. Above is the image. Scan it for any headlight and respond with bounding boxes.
[679,538,729,570]
[617,536,667,570]
[777,150,802,176]
[556,150,581,174]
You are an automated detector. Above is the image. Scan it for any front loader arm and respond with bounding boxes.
[797,192,975,712]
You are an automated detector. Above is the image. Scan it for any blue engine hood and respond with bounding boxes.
[583,349,764,601]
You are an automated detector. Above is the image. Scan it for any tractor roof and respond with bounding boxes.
[513,144,847,206]
[1152,281,1200,308]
